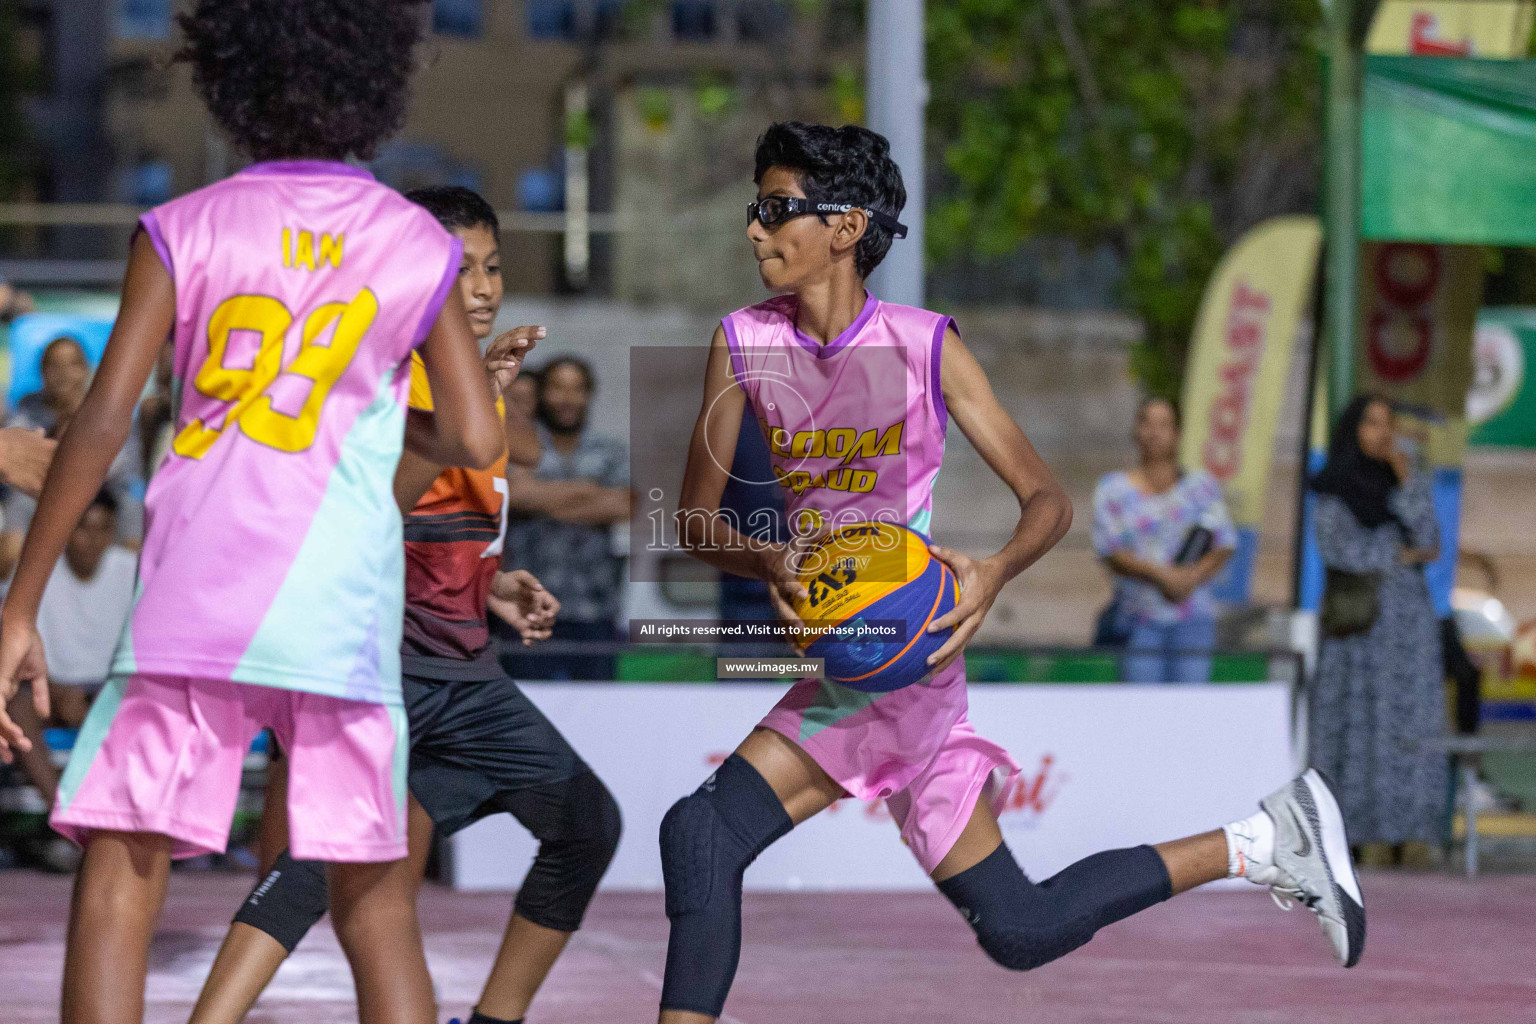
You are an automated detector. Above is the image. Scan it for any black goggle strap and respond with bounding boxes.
[810,201,909,239]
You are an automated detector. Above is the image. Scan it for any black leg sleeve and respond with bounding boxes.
[937,843,1172,971]
[496,769,623,933]
[658,754,793,1017]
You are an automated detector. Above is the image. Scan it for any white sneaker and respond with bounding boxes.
[1252,769,1366,968]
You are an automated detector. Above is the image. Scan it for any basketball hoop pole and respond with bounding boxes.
[1320,0,1361,422]
[865,0,926,308]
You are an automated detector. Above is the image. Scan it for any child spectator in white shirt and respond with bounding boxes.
[35,490,137,725]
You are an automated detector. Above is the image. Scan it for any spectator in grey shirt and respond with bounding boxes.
[502,356,633,679]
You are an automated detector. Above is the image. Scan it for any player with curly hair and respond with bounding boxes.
[0,3,506,1022]
[183,187,623,1024]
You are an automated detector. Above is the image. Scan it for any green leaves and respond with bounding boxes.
[927,0,1321,398]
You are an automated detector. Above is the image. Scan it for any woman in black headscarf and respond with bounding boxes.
[1310,394,1444,863]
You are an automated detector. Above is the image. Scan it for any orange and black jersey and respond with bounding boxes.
[402,353,509,681]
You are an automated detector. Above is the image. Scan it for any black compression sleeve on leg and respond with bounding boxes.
[937,843,1171,971]
[658,753,793,1017]
[499,769,623,933]
[231,850,330,953]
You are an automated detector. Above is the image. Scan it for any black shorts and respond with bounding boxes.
[404,672,587,837]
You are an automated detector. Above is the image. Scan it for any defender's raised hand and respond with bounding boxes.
[485,325,544,396]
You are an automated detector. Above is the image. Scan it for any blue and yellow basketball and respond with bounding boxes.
[790,521,959,692]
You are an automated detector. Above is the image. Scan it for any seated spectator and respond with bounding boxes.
[1,338,144,575]
[10,334,89,436]
[1093,397,1236,683]
[4,492,135,810]
[503,357,633,680]
[36,490,137,723]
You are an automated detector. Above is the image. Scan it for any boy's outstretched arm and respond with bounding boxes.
[677,326,813,625]
[925,327,1073,671]
[0,232,174,758]
[404,287,504,470]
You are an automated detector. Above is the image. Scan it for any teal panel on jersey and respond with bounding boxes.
[107,578,146,678]
[236,374,407,703]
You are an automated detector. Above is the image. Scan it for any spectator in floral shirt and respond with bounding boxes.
[1093,397,1236,683]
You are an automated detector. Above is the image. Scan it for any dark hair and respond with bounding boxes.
[538,356,596,394]
[405,185,500,236]
[753,121,906,278]
[1136,395,1182,432]
[87,489,119,518]
[177,0,429,162]
[42,335,85,364]
[1311,393,1400,530]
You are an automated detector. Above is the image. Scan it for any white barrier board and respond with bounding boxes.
[449,682,1294,892]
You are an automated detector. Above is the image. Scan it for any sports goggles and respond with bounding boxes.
[747,196,908,238]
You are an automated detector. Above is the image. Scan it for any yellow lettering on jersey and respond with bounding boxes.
[283,228,343,271]
[760,420,905,465]
[839,422,904,465]
[772,464,882,496]
[763,421,791,458]
[294,230,316,272]
[174,289,376,459]
[824,427,856,460]
[320,232,344,269]
[790,430,824,459]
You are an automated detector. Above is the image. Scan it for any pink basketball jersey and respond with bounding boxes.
[722,292,952,538]
[115,161,463,704]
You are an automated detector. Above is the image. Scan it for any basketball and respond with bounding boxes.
[790,521,958,692]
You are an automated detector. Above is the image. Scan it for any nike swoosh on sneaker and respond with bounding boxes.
[1288,806,1313,859]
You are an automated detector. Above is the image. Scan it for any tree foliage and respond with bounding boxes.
[927,0,1323,399]
[0,4,32,199]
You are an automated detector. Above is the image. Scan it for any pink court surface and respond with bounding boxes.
[1,869,1530,1023]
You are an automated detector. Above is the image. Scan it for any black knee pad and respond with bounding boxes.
[658,754,793,1016]
[506,769,622,933]
[232,850,329,953]
[658,755,790,918]
[658,789,715,917]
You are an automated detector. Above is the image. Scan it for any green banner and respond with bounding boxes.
[1361,57,1536,246]
[1470,307,1536,448]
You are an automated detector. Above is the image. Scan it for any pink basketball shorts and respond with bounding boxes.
[757,656,1019,874]
[50,674,409,862]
